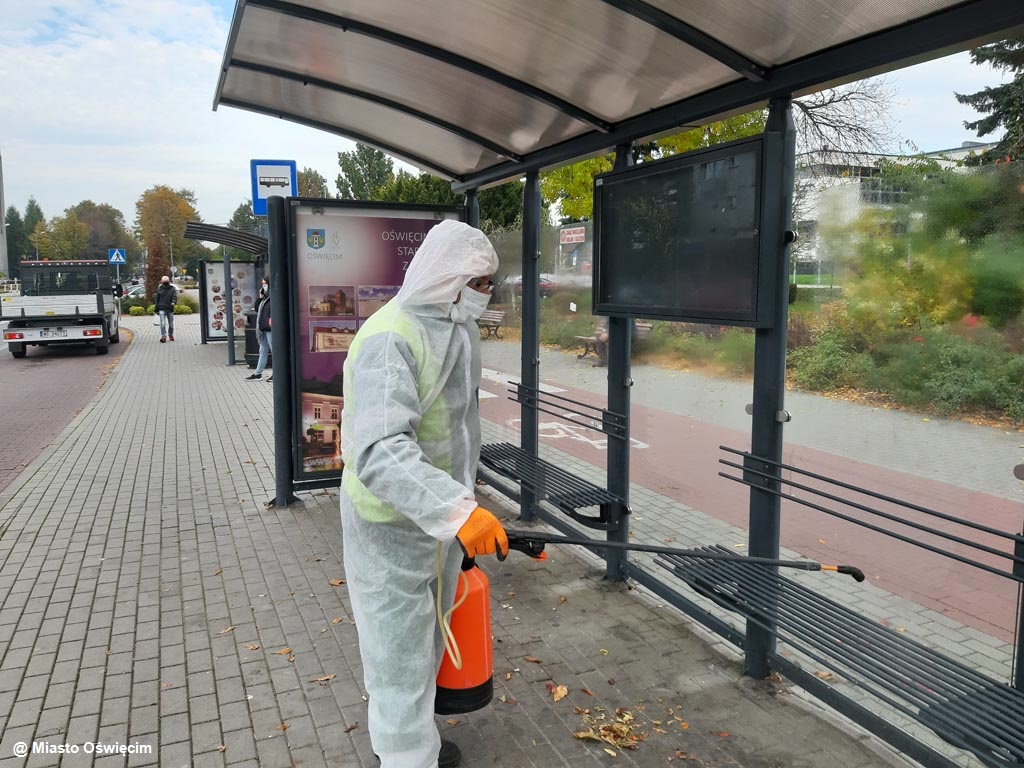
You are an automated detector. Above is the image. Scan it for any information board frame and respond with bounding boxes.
[592,134,778,327]
[286,199,463,483]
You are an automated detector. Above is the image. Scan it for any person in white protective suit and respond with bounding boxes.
[339,219,510,768]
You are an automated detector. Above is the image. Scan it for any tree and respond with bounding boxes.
[373,171,526,233]
[4,207,27,278]
[956,37,1024,162]
[225,201,259,261]
[336,145,394,200]
[69,200,139,272]
[792,80,897,157]
[135,185,201,278]
[297,167,330,198]
[29,212,89,260]
[145,239,170,303]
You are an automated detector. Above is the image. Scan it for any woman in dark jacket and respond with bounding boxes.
[247,276,272,380]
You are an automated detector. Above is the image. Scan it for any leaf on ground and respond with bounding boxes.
[331,617,345,624]
[599,649,609,656]
[445,719,459,726]
[310,674,336,683]
[217,745,227,753]
[160,682,174,689]
[524,655,542,663]
[329,578,346,586]
[716,731,730,738]
[344,724,359,733]
[217,626,236,635]
[814,671,834,680]
[603,748,616,756]
[288,655,296,663]
[549,684,568,702]
[244,644,260,650]
[558,596,567,604]
[273,647,292,655]
[276,724,289,731]
[213,568,223,576]
[581,688,594,696]
[505,672,513,681]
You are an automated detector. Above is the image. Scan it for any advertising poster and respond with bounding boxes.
[291,202,461,481]
[199,261,258,342]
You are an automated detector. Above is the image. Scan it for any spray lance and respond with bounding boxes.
[504,530,866,582]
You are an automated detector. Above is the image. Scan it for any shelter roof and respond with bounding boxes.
[214,0,1024,190]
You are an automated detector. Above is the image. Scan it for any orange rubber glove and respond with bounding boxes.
[456,505,509,561]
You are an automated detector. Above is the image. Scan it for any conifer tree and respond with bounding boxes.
[955,37,1024,162]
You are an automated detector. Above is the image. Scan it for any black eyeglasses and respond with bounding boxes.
[467,277,494,294]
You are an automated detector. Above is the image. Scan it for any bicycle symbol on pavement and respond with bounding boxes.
[505,418,649,451]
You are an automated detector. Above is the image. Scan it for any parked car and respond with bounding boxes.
[512,274,556,297]
[124,284,147,300]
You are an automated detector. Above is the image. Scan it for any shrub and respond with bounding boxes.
[173,304,193,315]
[715,328,755,376]
[175,292,199,312]
[788,326,874,391]
[128,306,148,316]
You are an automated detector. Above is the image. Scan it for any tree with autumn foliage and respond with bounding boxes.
[135,185,201,278]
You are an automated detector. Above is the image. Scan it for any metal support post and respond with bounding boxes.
[1014,526,1024,691]
[520,172,541,522]
[223,246,236,365]
[465,189,480,228]
[745,96,796,679]
[267,195,299,507]
[605,142,634,581]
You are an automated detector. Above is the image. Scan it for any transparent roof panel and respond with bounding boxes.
[221,67,504,177]
[215,0,1024,185]
[280,0,739,123]
[232,6,593,155]
[644,0,965,66]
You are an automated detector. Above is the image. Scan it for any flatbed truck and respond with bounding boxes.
[1,260,122,358]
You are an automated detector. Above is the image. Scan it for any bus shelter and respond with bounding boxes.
[214,3,1024,765]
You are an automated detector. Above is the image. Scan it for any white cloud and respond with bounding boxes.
[0,2,1014,228]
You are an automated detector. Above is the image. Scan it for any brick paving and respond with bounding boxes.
[0,314,942,767]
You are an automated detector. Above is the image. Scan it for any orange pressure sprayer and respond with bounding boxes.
[435,558,494,714]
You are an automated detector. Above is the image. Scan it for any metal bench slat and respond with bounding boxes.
[659,547,1024,765]
[480,442,621,511]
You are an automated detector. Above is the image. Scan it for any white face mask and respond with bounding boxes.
[450,286,491,324]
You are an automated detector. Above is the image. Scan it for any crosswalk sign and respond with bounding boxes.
[108,248,126,264]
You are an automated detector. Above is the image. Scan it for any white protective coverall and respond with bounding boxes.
[340,219,499,768]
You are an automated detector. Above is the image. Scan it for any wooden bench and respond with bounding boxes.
[575,320,653,361]
[478,309,505,339]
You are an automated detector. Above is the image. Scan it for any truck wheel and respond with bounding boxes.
[96,344,109,355]
[9,343,26,358]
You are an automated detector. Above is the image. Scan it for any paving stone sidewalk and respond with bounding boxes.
[0,315,917,767]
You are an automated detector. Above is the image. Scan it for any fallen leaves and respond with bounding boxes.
[524,655,542,664]
[217,626,236,635]
[276,724,289,731]
[545,682,568,702]
[244,644,260,651]
[573,707,646,752]
[310,674,336,684]
[331,617,345,624]
[273,647,292,656]
[329,578,346,587]
[344,723,359,733]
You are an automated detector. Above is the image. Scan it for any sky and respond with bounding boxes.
[0,0,1012,229]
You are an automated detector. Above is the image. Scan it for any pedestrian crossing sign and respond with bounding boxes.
[108,248,127,264]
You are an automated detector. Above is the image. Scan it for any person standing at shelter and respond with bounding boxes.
[339,220,509,768]
[155,276,178,343]
[246,276,273,381]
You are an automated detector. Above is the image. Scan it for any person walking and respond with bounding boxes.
[246,276,272,381]
[155,276,178,342]
[339,220,508,768]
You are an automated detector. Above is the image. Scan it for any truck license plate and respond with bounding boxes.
[40,328,68,338]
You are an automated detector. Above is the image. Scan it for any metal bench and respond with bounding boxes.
[478,309,505,339]
[575,320,653,361]
[478,383,628,529]
[655,446,1024,768]
[660,546,1024,767]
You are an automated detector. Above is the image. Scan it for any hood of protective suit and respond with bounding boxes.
[393,220,498,314]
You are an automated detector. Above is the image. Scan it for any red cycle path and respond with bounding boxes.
[481,372,1022,643]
